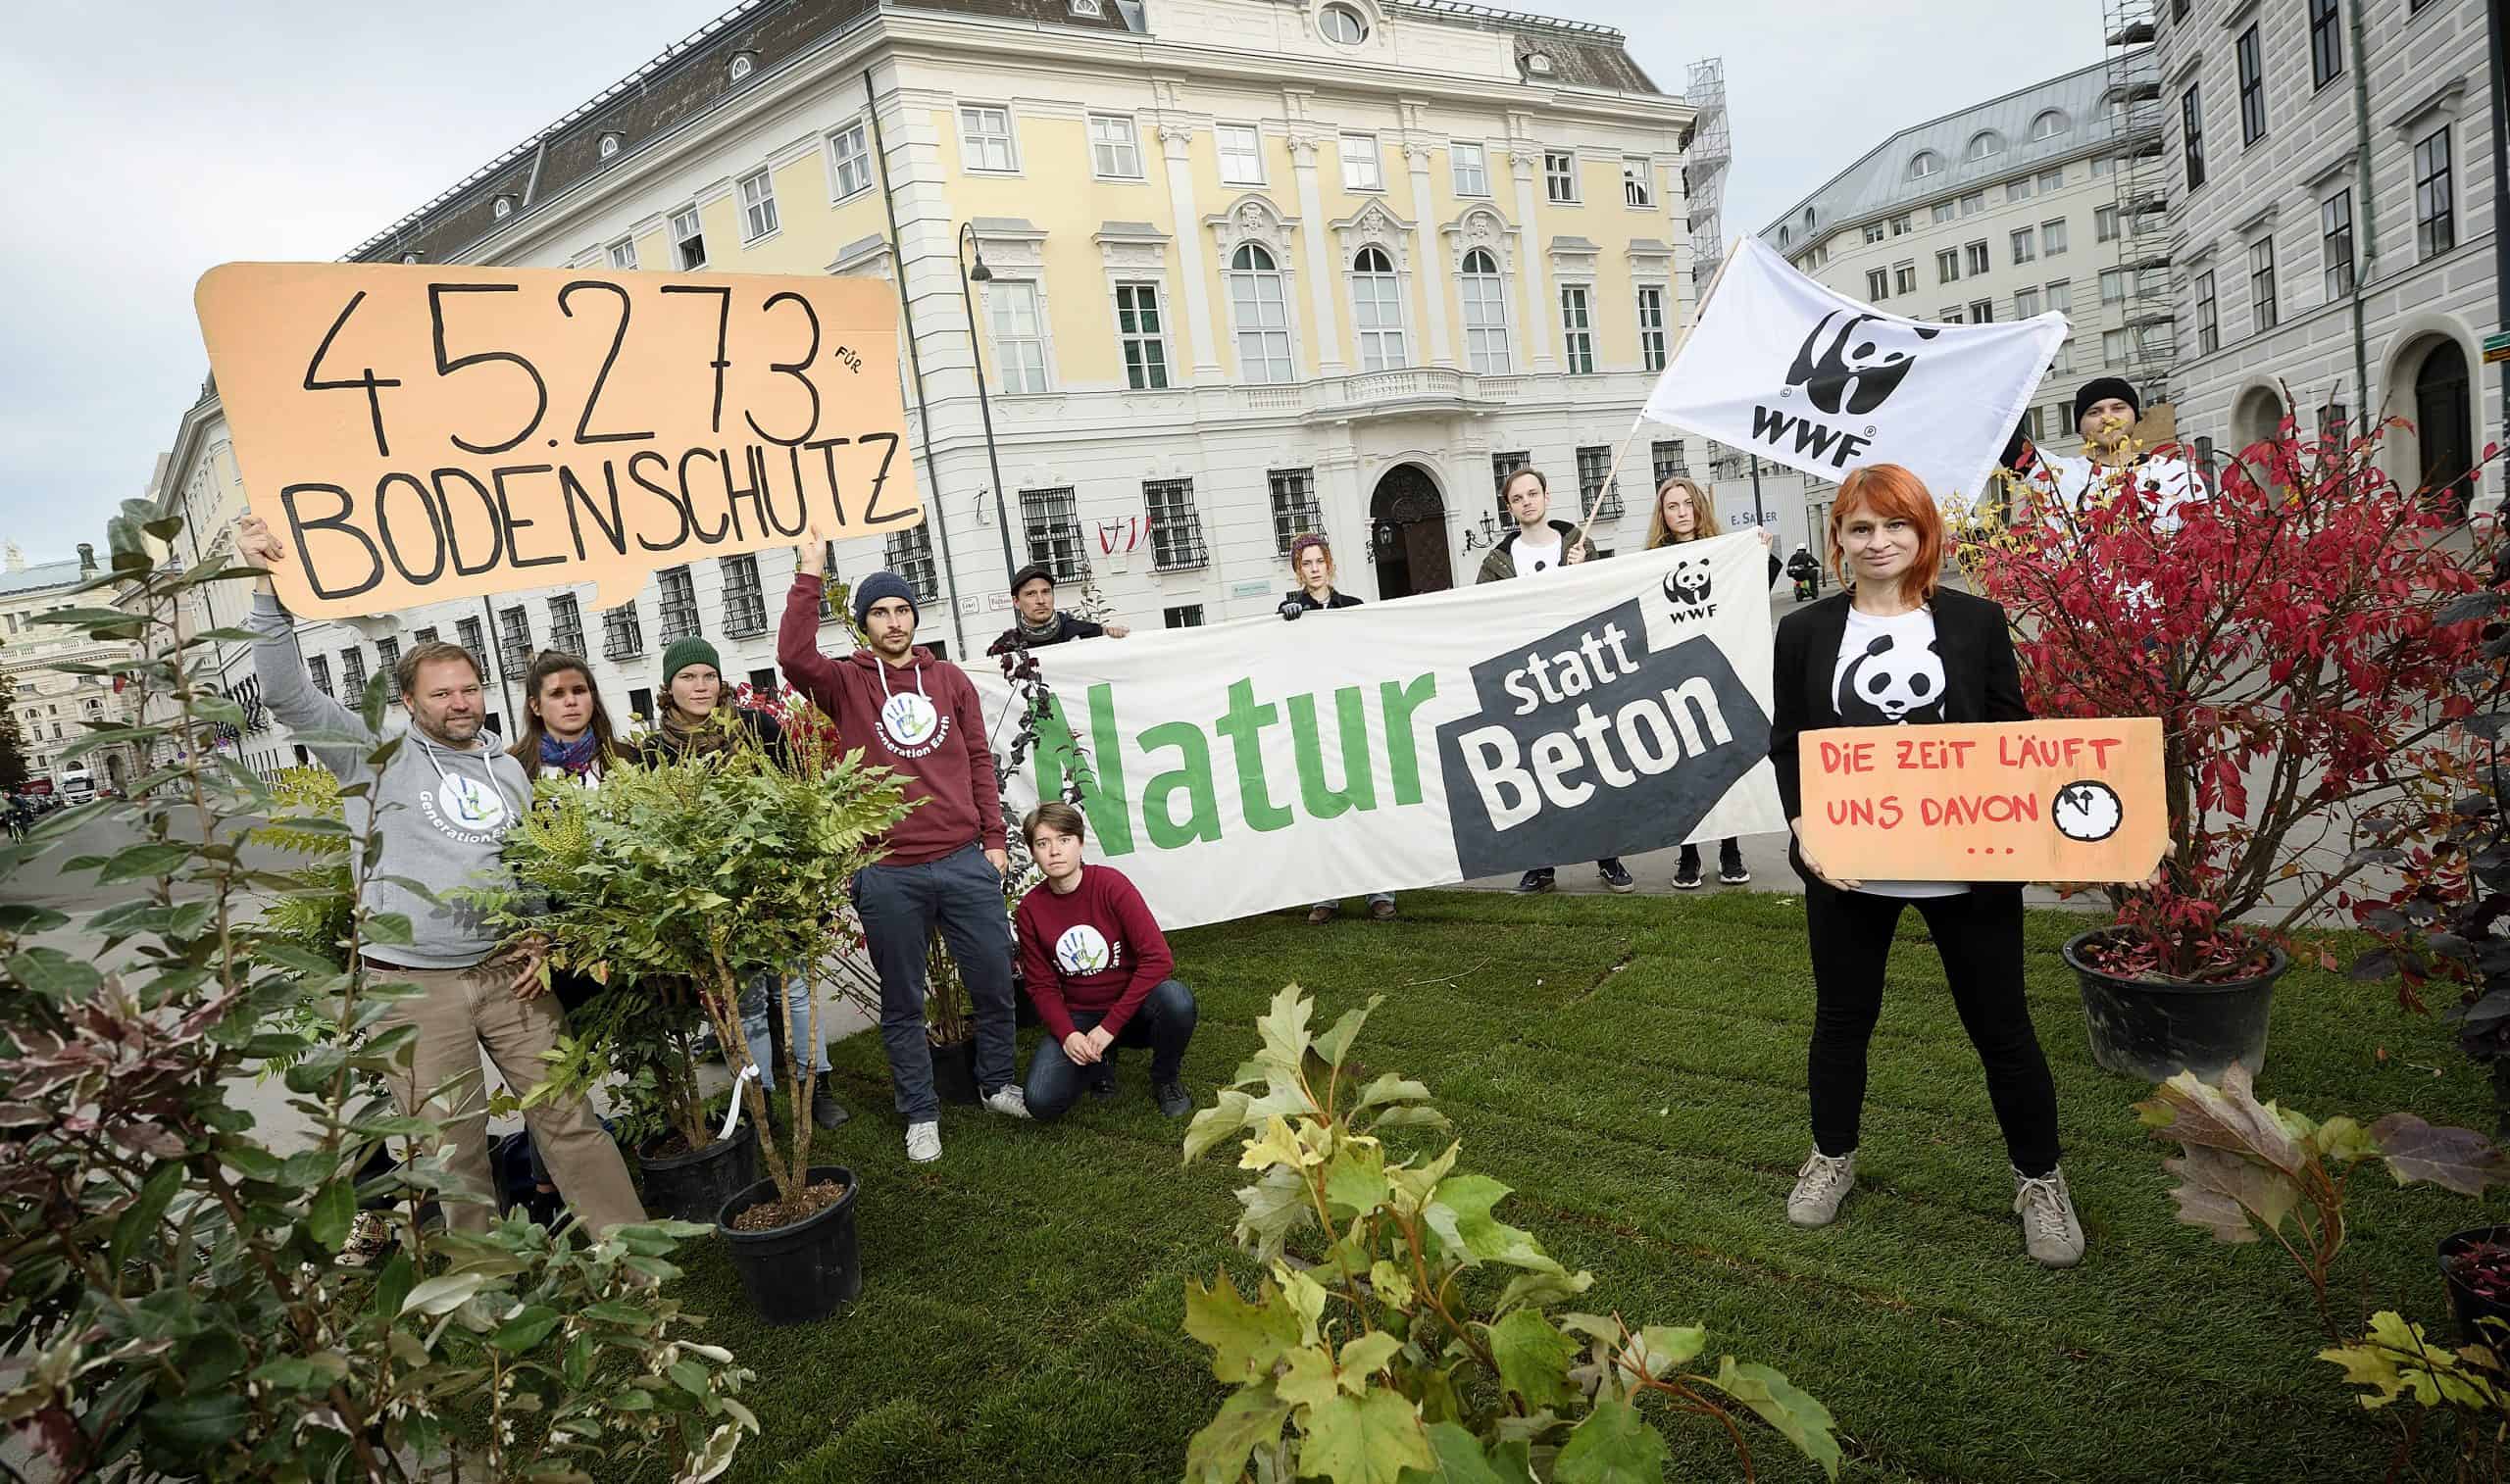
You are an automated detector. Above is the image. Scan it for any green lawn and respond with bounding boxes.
[658,889,2508,1483]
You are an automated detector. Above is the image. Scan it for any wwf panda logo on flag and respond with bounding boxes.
[1785,311,1941,417]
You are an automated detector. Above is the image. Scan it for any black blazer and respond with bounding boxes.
[1770,586,2031,866]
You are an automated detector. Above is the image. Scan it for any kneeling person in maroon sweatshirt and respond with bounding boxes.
[781,547,1024,1165]
[1016,802,1197,1120]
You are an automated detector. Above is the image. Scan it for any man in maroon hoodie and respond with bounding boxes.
[1015,802,1197,1120]
[781,550,1024,1164]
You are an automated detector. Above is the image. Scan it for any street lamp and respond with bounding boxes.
[956,223,1019,582]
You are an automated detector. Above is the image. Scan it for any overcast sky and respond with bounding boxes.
[0,1,2103,564]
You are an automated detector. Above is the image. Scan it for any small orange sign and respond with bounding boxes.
[1796,717,2166,882]
[195,262,922,620]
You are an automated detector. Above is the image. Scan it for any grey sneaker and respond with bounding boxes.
[981,1085,1032,1120]
[905,1120,941,1163]
[1786,1150,1856,1228]
[2013,1166,2085,1268]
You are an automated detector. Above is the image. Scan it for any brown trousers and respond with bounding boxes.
[377,960,646,1237]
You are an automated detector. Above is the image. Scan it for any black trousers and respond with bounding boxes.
[1802,880,2061,1176]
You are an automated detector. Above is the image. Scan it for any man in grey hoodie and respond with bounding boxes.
[237,515,643,1238]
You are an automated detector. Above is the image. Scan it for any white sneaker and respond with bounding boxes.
[2013,1166,2085,1268]
[1786,1150,1856,1228]
[981,1085,1032,1120]
[905,1120,941,1163]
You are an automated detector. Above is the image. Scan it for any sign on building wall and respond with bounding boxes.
[196,264,922,620]
[975,537,1788,929]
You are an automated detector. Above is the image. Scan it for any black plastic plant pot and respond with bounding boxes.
[720,1165,861,1326]
[2066,928,2286,1084]
[636,1121,757,1224]
[929,1035,981,1106]
[2440,1225,2510,1352]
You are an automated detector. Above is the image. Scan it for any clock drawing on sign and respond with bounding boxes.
[2051,779,2124,843]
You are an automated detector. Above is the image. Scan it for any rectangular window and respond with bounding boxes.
[1559,285,1595,373]
[736,169,778,242]
[2248,236,2278,331]
[1890,214,1912,235]
[986,280,1049,394]
[340,647,367,696]
[1863,223,1885,245]
[2103,326,2129,366]
[1936,247,1961,283]
[306,654,332,698]
[2322,190,2355,299]
[1622,158,1653,208]
[2100,268,2129,304]
[1543,150,1578,203]
[2183,84,2207,190]
[720,554,766,637]
[2236,25,2267,144]
[1450,141,1488,197]
[828,119,874,198]
[1143,478,1209,571]
[1020,487,1088,580]
[959,105,1017,173]
[656,567,701,645]
[2006,177,2033,204]
[884,524,938,601]
[1115,282,1170,390]
[2319,400,2347,442]
[2037,168,2064,191]
[1339,134,1382,191]
[1932,201,1955,224]
[1969,298,1994,323]
[672,207,707,270]
[1636,285,1667,371]
[606,239,637,270]
[454,619,487,679]
[2310,0,2343,87]
[2046,278,2073,313]
[1866,268,1889,300]
[2014,285,2041,318]
[1089,115,1143,179]
[602,601,644,661]
[628,686,653,724]
[1218,124,1266,184]
[376,639,404,706]
[1650,439,1688,484]
[497,606,532,675]
[2010,226,2036,264]
[2096,205,2120,242]
[412,627,436,646]
[1576,446,1623,519]
[1164,605,1205,628]
[2052,337,2075,373]
[2415,127,2456,258]
[2041,218,2069,256]
[2195,271,2220,353]
[1959,191,1984,216]
[1893,262,1917,294]
[1491,451,1530,521]
[1269,468,1322,555]
[1965,240,1989,275]
[548,593,584,657]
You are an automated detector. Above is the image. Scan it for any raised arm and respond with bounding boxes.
[235,516,374,778]
[778,540,849,726]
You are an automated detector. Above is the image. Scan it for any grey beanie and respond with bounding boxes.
[852,569,918,629]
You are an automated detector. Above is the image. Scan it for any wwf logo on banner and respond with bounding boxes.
[1784,311,1941,418]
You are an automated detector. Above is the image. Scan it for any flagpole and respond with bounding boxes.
[1568,237,1744,553]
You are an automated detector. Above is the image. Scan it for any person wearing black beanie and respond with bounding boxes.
[987,564,1130,657]
[2011,376,2205,537]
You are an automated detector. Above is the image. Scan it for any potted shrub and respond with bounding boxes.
[551,975,758,1222]
[488,705,908,1324]
[1964,413,2494,1080]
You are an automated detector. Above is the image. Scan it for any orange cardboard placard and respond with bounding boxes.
[1796,717,2166,882]
[195,262,921,619]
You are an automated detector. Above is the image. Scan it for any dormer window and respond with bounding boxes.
[1525,51,1553,75]
[1319,4,1367,44]
[728,51,756,81]
[492,195,514,220]
[599,131,623,159]
[1909,149,1939,177]
[400,252,422,264]
[1070,0,1103,15]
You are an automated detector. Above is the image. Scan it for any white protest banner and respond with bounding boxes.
[1642,236,2064,504]
[973,538,1787,930]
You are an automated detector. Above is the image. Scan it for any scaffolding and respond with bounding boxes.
[1682,57,1731,306]
[2102,0,2176,403]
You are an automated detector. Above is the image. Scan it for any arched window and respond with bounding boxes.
[1967,130,2004,161]
[492,196,513,220]
[599,132,622,160]
[1778,225,1789,245]
[1229,243,1295,384]
[1802,207,1816,232]
[1349,246,1407,371]
[728,53,755,81]
[1909,150,1940,178]
[2030,109,2070,140]
[1459,247,1510,373]
[1319,4,1367,43]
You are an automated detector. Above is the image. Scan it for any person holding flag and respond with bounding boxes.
[1646,474,1778,889]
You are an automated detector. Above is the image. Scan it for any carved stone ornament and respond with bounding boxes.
[1441,205,1519,273]
[1209,195,1297,261]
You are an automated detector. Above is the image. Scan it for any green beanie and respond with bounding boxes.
[660,636,723,692]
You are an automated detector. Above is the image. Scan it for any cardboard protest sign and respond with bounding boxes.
[1796,717,2165,882]
[195,263,921,619]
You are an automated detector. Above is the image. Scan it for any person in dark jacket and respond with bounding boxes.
[1277,534,1397,923]
[989,565,1130,656]
[1647,475,1781,889]
[1769,463,2082,1269]
[1478,469,1632,895]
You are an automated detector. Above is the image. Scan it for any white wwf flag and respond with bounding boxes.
[1643,236,2065,505]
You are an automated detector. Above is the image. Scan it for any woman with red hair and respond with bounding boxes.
[1767,464,2083,1268]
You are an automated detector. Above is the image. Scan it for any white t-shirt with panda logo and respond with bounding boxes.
[1512,529,1565,576]
[1829,606,1966,899]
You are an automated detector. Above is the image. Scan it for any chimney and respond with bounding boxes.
[2,541,21,572]
[76,542,96,575]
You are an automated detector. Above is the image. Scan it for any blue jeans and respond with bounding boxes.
[740,969,828,1093]
[852,842,1018,1122]
[1024,978,1197,1122]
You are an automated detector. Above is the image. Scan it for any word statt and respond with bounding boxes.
[1797,717,2166,883]
[196,263,923,619]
